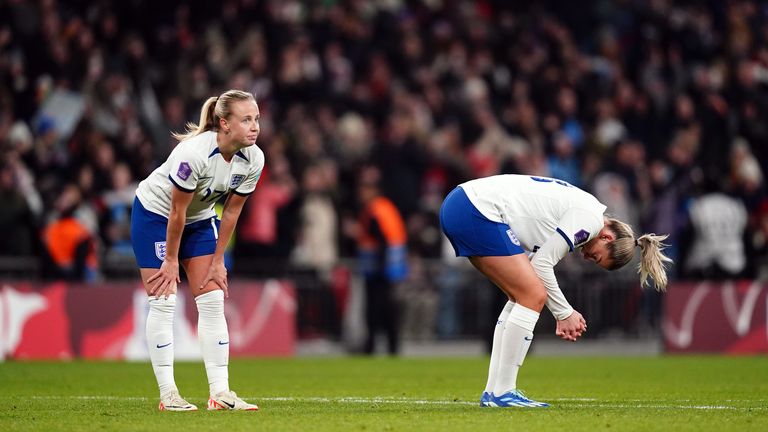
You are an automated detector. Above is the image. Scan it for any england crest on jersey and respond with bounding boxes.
[229,174,245,189]
[506,229,521,246]
[155,241,167,260]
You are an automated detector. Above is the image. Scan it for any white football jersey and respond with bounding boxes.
[136,131,264,223]
[460,174,606,253]
[459,174,608,320]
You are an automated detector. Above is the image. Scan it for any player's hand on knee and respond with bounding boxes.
[201,262,229,298]
[147,259,181,299]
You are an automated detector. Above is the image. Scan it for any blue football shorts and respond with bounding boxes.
[130,197,220,268]
[439,186,525,257]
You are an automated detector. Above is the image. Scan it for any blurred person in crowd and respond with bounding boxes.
[0,160,36,256]
[729,138,765,212]
[682,181,749,280]
[353,166,408,355]
[547,132,581,187]
[41,183,98,281]
[6,122,44,219]
[236,152,297,265]
[374,110,427,220]
[100,162,137,257]
[440,174,671,408]
[131,90,262,412]
[291,159,339,276]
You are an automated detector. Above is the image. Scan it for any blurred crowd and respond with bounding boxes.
[1,0,768,284]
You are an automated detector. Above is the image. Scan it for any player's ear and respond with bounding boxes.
[600,227,615,241]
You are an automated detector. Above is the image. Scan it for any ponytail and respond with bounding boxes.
[604,218,674,291]
[172,97,219,142]
[171,90,256,142]
[636,233,673,292]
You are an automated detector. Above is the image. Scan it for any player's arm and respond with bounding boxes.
[530,233,586,342]
[529,231,574,319]
[199,191,249,298]
[148,186,194,299]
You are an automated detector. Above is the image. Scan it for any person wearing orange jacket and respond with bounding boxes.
[42,184,98,281]
[356,166,408,355]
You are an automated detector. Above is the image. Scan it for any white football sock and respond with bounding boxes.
[493,304,539,396]
[146,294,177,397]
[484,301,515,394]
[195,290,230,396]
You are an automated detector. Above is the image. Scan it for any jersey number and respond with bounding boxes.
[530,176,572,187]
[202,188,228,203]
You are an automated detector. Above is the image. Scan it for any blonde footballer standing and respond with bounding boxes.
[131,90,263,411]
[439,174,672,407]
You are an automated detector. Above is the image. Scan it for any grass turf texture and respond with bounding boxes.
[1,356,766,431]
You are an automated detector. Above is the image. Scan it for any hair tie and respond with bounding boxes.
[634,238,640,247]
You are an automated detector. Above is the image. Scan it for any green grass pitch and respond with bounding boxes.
[1,356,766,431]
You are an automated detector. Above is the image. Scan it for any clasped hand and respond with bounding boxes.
[555,310,587,342]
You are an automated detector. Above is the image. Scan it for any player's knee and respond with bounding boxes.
[529,285,547,310]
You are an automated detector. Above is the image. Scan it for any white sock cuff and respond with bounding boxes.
[496,300,515,322]
[503,300,515,313]
[195,290,224,305]
[148,294,176,307]
[507,304,539,332]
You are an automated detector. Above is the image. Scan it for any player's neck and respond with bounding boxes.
[216,133,239,163]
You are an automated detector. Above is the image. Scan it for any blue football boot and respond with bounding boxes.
[480,392,493,407]
[488,390,549,407]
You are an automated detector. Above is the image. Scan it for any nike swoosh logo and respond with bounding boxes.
[222,400,235,408]
[218,341,229,345]
[156,342,172,348]
[524,336,533,341]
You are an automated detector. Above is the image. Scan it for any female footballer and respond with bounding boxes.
[439,174,671,407]
[131,89,263,411]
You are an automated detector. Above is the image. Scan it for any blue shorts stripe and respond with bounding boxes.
[439,187,525,257]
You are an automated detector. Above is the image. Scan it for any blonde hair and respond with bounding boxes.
[605,218,674,291]
[172,89,256,142]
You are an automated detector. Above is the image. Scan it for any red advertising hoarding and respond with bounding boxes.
[0,280,296,360]
[663,281,768,353]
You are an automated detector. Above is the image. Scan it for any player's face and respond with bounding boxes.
[224,100,260,147]
[581,227,614,270]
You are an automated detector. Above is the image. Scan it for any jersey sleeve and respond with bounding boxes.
[167,145,204,192]
[233,148,264,196]
[531,207,604,321]
[553,207,604,252]
[530,230,573,320]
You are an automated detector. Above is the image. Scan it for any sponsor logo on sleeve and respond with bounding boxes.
[229,174,246,189]
[574,229,590,246]
[177,162,192,181]
[155,241,167,260]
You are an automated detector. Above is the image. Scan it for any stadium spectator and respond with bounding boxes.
[290,159,339,277]
[352,166,408,355]
[100,162,137,258]
[0,160,36,256]
[41,183,98,282]
[683,186,749,280]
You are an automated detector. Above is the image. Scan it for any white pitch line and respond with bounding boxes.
[27,395,767,411]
